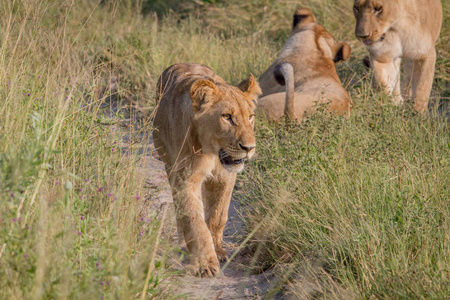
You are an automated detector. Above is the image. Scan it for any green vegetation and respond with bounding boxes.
[0,0,448,298]
[240,100,449,298]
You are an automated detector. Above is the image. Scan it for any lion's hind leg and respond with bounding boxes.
[411,49,436,113]
[402,58,413,99]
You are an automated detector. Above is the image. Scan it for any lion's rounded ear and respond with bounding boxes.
[333,42,351,63]
[293,8,316,30]
[190,79,219,111]
[237,73,262,109]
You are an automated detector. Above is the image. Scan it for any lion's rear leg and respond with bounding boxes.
[203,175,235,262]
[411,49,436,113]
[402,58,413,99]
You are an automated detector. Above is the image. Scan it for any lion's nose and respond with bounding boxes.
[239,143,255,153]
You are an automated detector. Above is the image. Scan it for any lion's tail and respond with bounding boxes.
[274,63,295,121]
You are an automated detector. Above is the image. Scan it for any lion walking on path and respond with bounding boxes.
[153,63,261,277]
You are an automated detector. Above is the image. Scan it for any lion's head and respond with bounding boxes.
[353,0,399,46]
[190,74,261,173]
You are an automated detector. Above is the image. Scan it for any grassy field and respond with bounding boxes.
[0,0,448,299]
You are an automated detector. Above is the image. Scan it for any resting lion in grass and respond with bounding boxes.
[153,63,261,277]
[353,0,442,113]
[258,8,352,123]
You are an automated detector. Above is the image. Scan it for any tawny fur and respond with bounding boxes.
[353,0,443,113]
[153,63,261,277]
[258,8,353,123]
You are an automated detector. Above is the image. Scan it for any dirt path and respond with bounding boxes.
[136,136,279,299]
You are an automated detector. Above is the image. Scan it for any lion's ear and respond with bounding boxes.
[190,79,219,111]
[317,36,334,60]
[293,8,316,30]
[237,73,262,110]
[333,42,351,63]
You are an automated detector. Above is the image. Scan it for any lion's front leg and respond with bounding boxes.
[203,173,236,262]
[371,57,403,105]
[411,49,436,114]
[174,172,220,277]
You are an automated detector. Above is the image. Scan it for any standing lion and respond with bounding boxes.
[153,63,261,277]
[353,0,443,113]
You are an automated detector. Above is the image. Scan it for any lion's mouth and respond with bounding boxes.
[219,149,244,166]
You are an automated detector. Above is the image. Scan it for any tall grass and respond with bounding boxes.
[240,98,449,298]
[0,1,172,298]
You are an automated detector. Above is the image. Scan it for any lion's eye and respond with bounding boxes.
[249,115,255,122]
[222,114,234,125]
[353,5,360,13]
[374,6,382,13]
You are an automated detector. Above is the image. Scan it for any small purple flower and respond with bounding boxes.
[85,178,89,182]
[98,188,103,192]
[24,254,28,258]
[114,141,117,144]
[106,281,110,286]
[78,231,82,235]
[101,296,104,300]
[20,190,24,194]
[55,181,59,185]
[79,188,82,192]
[140,217,144,221]
[38,76,41,79]
[136,195,141,200]
[18,217,22,221]
[81,216,84,220]
[27,93,30,96]
[97,265,102,270]
[11,193,14,198]
[12,218,17,222]
[107,193,112,197]
[111,148,114,152]
[80,196,83,199]
[100,281,104,286]
[139,232,143,236]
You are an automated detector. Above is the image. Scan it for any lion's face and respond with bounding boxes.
[190,75,261,173]
[353,0,399,46]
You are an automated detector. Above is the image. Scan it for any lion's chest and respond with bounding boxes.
[367,25,433,61]
[366,32,403,62]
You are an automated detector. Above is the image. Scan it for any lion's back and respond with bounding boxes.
[153,63,226,167]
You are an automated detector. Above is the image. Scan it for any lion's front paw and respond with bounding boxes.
[188,253,220,277]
